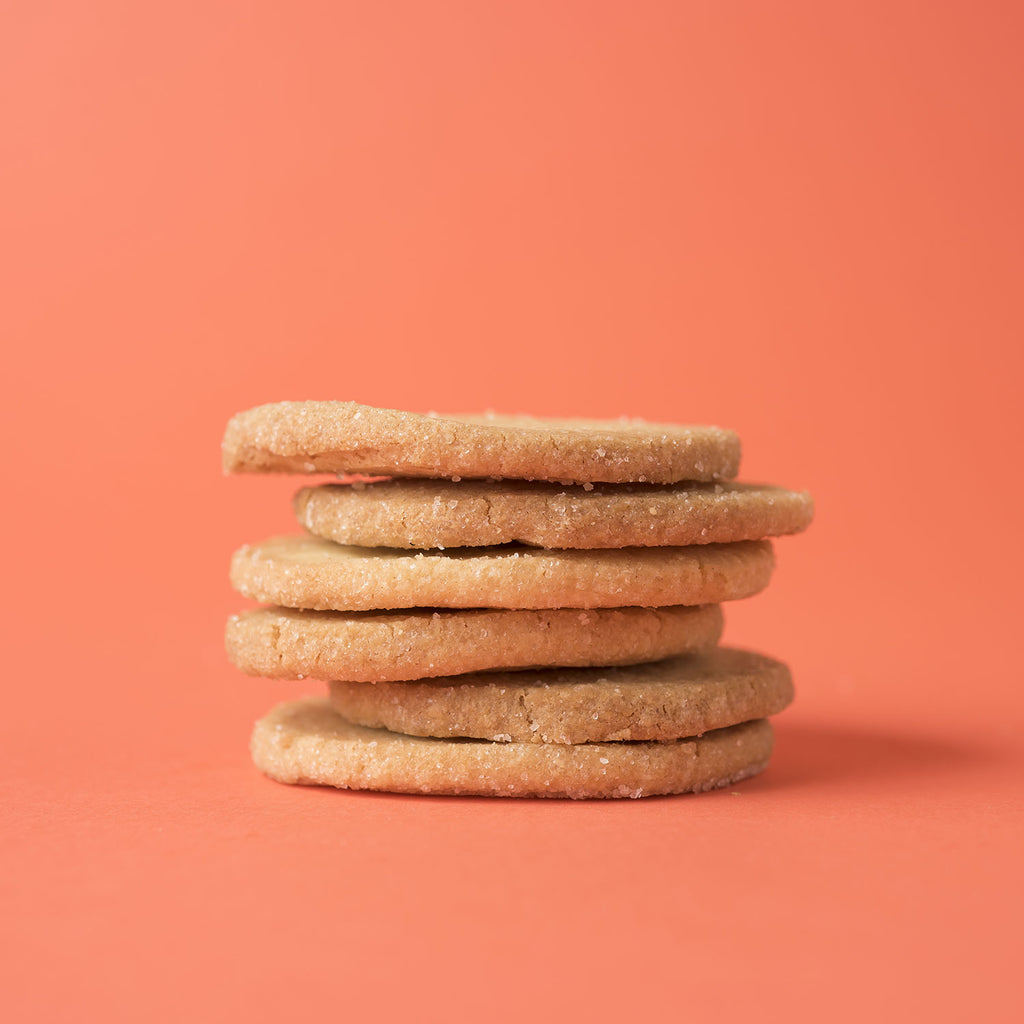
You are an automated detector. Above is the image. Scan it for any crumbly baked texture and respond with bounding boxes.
[225,604,724,682]
[230,535,774,611]
[222,401,740,484]
[251,698,774,799]
[328,647,793,744]
[296,479,814,549]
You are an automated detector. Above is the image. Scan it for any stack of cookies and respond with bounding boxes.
[223,401,812,799]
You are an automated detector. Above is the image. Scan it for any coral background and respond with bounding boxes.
[3,3,1021,1021]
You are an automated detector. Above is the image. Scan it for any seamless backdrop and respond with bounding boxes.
[3,3,1022,1022]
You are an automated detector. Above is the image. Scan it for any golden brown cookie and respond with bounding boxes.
[230,535,773,611]
[225,604,724,682]
[327,647,792,743]
[296,479,813,549]
[222,401,740,483]
[251,697,774,799]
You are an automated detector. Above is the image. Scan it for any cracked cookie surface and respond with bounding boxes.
[327,647,793,743]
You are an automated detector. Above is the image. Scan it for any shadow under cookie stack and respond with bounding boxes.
[223,401,813,799]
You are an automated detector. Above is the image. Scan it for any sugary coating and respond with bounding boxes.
[230,535,774,610]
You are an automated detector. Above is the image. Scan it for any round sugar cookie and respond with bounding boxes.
[226,604,723,683]
[296,479,813,550]
[328,647,793,744]
[251,698,774,799]
[222,401,740,484]
[230,535,773,611]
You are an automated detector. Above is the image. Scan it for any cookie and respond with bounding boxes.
[222,401,740,483]
[226,604,724,682]
[251,698,774,799]
[328,647,793,743]
[230,535,774,611]
[296,479,814,550]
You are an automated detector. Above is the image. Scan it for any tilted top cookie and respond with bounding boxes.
[222,401,740,484]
